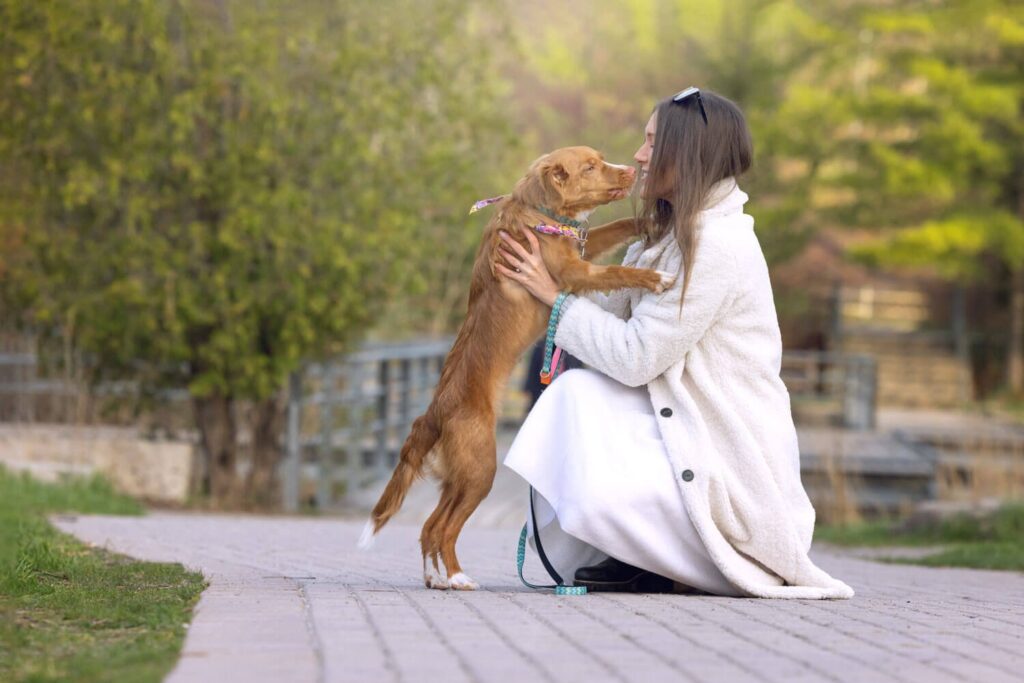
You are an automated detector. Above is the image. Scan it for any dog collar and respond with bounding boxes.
[535,205,585,229]
[468,195,585,231]
[533,223,587,244]
[534,222,589,258]
[469,195,589,256]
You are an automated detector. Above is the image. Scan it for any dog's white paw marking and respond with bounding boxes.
[425,574,450,590]
[424,559,449,590]
[655,270,676,293]
[448,572,479,591]
[356,519,376,550]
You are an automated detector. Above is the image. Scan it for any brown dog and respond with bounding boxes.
[358,146,673,589]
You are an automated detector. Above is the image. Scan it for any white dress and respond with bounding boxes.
[504,367,742,596]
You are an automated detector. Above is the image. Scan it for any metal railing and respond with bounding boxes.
[0,352,65,422]
[281,338,453,512]
[0,351,190,426]
[5,340,878,507]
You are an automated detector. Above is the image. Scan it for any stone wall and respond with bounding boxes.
[0,424,195,503]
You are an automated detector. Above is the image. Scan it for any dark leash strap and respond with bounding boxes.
[530,486,563,584]
[516,486,586,595]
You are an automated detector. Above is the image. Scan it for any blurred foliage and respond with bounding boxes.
[0,0,513,394]
[831,1,1024,273]
[830,0,1023,392]
[0,0,1022,483]
[0,0,516,500]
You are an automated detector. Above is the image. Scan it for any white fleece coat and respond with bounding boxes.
[554,178,854,599]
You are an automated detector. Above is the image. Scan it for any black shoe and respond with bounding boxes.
[573,556,674,593]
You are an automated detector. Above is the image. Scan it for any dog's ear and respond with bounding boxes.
[513,155,566,209]
[543,162,569,187]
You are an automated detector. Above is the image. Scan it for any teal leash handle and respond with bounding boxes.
[515,524,551,590]
[516,489,587,596]
[516,525,587,595]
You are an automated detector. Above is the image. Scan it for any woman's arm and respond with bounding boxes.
[554,239,737,387]
[496,230,738,386]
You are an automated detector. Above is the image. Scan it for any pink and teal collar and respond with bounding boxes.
[469,195,589,254]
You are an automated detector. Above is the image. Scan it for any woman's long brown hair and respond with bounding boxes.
[637,90,753,313]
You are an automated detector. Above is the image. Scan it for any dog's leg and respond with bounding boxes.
[559,260,674,295]
[439,445,497,591]
[421,488,459,590]
[581,218,639,261]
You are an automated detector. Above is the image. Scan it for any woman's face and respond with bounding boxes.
[634,112,671,199]
[633,112,656,179]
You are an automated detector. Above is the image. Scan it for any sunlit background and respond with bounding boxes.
[1,0,1022,548]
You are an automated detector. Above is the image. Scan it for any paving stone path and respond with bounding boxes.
[56,487,1024,683]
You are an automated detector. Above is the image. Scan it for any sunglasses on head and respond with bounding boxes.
[671,86,708,125]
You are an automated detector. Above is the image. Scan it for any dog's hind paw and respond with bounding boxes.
[425,573,450,590]
[448,573,479,591]
[424,559,449,590]
[654,271,676,294]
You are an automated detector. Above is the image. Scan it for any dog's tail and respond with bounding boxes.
[357,412,441,549]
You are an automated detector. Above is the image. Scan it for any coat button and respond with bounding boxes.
[681,469,694,482]
[659,407,673,417]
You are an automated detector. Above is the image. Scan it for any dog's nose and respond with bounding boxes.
[624,166,636,178]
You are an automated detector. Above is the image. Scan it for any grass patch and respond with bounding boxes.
[0,467,205,683]
[815,502,1024,572]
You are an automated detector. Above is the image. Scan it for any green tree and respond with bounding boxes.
[820,1,1024,394]
[0,0,511,502]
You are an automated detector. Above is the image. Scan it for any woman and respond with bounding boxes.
[495,88,854,599]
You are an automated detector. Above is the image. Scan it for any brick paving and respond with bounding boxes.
[56,501,1024,683]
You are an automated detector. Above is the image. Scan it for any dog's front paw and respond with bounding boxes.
[654,270,676,294]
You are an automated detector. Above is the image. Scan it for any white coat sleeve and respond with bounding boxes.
[579,290,629,319]
[554,236,738,387]
[581,291,612,307]
[575,240,647,318]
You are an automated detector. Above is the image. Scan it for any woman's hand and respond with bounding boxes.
[494,229,561,307]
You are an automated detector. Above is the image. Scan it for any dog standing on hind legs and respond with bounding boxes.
[357,146,675,590]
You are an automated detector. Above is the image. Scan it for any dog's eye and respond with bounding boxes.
[584,165,595,173]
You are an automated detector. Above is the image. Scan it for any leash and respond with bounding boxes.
[517,487,587,596]
[539,292,569,385]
